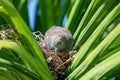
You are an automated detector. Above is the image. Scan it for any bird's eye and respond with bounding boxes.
[57,41,62,45]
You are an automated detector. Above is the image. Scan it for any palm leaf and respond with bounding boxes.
[0,0,120,80]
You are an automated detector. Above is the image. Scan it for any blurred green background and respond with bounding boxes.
[0,0,120,80]
[0,0,70,34]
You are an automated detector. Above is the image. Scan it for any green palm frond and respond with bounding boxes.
[0,0,120,80]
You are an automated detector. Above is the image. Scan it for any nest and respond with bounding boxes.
[39,41,75,80]
[0,24,18,41]
[33,31,76,80]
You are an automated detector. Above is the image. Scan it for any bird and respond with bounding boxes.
[43,26,74,52]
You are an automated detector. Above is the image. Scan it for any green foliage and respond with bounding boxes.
[0,0,120,80]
